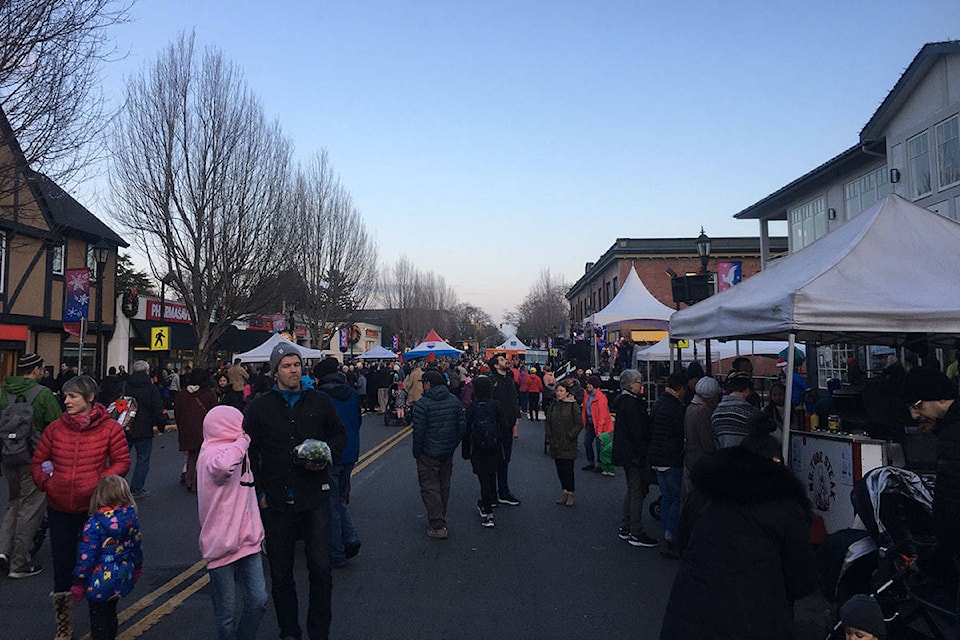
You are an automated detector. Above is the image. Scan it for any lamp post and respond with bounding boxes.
[158,272,176,362]
[93,240,110,380]
[695,228,713,375]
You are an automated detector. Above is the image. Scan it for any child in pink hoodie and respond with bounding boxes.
[197,405,268,640]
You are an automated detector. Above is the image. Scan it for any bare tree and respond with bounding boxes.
[0,0,130,184]
[293,151,378,346]
[378,256,459,349]
[110,33,295,364]
[510,269,569,343]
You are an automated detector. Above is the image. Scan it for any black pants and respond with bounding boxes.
[555,459,575,492]
[261,505,332,640]
[48,508,87,592]
[89,599,119,640]
[477,473,497,511]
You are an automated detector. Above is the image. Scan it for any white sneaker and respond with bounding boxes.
[481,514,495,528]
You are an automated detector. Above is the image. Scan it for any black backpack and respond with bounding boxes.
[470,401,500,452]
[0,385,45,465]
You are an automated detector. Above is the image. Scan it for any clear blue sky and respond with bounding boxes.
[83,0,960,324]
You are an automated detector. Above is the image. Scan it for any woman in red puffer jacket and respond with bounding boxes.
[31,375,130,639]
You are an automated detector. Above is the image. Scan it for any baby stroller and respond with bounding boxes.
[818,466,956,639]
[383,384,407,427]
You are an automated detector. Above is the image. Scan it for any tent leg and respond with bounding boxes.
[781,333,796,465]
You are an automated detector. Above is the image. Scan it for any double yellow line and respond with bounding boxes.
[84,426,412,640]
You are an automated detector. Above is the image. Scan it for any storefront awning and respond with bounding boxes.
[130,320,197,351]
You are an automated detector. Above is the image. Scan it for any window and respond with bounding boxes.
[788,196,826,250]
[613,277,618,296]
[908,132,932,198]
[51,244,64,275]
[936,115,960,189]
[817,343,857,389]
[844,167,892,219]
[605,281,611,305]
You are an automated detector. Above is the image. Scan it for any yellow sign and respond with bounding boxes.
[669,338,690,348]
[151,326,169,351]
[631,330,668,343]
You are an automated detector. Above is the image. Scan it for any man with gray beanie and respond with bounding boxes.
[611,370,657,548]
[245,342,346,640]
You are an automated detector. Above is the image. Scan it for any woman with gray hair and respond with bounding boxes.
[683,376,721,493]
[612,370,658,547]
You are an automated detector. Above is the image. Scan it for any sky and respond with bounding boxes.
[75,0,960,324]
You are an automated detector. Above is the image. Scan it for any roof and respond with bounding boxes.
[26,170,127,247]
[861,41,960,143]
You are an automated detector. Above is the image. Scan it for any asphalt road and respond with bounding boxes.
[1,412,829,639]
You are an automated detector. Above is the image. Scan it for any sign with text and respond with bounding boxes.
[145,299,192,324]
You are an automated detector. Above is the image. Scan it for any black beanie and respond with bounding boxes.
[840,594,885,638]
[901,366,958,404]
[313,358,340,379]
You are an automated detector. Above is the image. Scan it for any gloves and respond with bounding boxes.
[41,461,53,475]
[70,584,84,602]
[134,568,143,582]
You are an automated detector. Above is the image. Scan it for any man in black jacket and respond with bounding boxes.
[612,369,657,548]
[246,343,346,640]
[488,355,521,505]
[648,372,687,559]
[124,360,166,498]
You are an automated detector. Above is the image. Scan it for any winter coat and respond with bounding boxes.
[545,397,583,460]
[74,504,142,601]
[198,406,265,570]
[684,397,717,474]
[934,399,960,556]
[123,371,165,439]
[317,374,362,465]
[461,398,508,475]
[0,376,61,437]
[659,447,817,640]
[489,369,520,426]
[583,390,614,436]
[411,384,465,460]
[98,374,124,407]
[354,373,367,396]
[245,387,347,513]
[31,404,131,514]
[647,392,685,468]
[518,369,530,393]
[611,392,650,468]
[711,393,762,448]
[526,374,543,394]
[405,367,424,403]
[228,364,248,392]
[174,387,218,452]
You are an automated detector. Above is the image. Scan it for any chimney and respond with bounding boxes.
[585,262,594,274]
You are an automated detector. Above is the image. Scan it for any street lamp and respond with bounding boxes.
[696,227,711,274]
[93,239,110,379]
[158,272,176,360]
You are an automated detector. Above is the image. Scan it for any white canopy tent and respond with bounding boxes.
[670,194,960,460]
[495,335,530,351]
[589,265,675,329]
[356,345,399,360]
[232,332,326,363]
[636,336,719,362]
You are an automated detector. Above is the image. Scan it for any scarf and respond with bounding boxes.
[60,403,109,431]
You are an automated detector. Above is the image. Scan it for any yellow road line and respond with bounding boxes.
[353,427,411,476]
[118,573,210,639]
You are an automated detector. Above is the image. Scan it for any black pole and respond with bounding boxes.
[96,262,105,379]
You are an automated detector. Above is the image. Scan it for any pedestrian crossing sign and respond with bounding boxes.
[151,326,169,351]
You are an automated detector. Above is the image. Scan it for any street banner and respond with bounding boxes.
[339,327,349,352]
[63,268,90,337]
[272,313,286,332]
[392,334,399,351]
[717,261,742,292]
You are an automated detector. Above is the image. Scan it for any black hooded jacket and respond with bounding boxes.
[124,371,165,439]
[660,447,817,640]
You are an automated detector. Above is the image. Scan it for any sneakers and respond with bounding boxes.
[131,490,151,499]
[426,527,448,540]
[601,470,615,477]
[497,494,521,506]
[480,513,495,528]
[627,532,659,548]
[9,564,42,579]
[581,464,596,471]
[344,540,361,559]
[617,527,631,541]
[0,554,8,575]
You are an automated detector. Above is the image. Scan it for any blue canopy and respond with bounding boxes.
[403,329,463,360]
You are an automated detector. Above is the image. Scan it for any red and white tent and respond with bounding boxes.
[403,329,463,360]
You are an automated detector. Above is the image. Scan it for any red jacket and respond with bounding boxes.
[583,390,614,435]
[31,404,131,514]
[526,375,543,394]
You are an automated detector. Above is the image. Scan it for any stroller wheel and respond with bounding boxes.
[649,497,661,521]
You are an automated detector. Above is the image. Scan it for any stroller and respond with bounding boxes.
[818,466,956,639]
[383,383,408,427]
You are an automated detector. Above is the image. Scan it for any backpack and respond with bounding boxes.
[0,385,45,465]
[107,383,139,432]
[470,401,500,452]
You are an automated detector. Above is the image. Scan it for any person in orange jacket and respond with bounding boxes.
[582,376,615,476]
[526,367,544,421]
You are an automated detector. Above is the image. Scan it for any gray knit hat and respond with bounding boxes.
[269,342,302,373]
[694,376,721,400]
[619,369,643,390]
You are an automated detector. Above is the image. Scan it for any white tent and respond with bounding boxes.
[357,345,399,360]
[635,337,719,362]
[710,340,803,361]
[670,195,960,346]
[495,335,529,351]
[232,332,325,363]
[589,265,675,328]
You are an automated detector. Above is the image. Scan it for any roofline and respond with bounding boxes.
[861,41,960,143]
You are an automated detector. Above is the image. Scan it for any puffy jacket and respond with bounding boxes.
[545,397,583,460]
[934,399,960,555]
[198,406,265,569]
[317,374,362,465]
[123,371,165,439]
[31,404,131,513]
[611,392,650,467]
[74,505,142,601]
[526,374,543,394]
[648,392,685,468]
[412,384,465,460]
[245,387,347,513]
[583,389,614,436]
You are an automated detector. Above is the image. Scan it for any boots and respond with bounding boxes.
[555,490,569,505]
[564,491,575,507]
[53,591,73,640]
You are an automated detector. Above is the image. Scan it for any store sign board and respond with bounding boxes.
[145,299,192,324]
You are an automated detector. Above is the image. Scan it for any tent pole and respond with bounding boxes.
[781,333,796,465]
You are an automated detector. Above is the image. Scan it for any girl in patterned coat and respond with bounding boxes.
[72,475,143,640]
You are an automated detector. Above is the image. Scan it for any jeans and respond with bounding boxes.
[127,436,154,493]
[48,508,87,592]
[496,437,514,499]
[621,464,649,536]
[89,599,119,640]
[0,463,46,573]
[327,463,359,566]
[262,506,331,640]
[477,473,497,511]
[657,467,683,541]
[583,423,597,465]
[208,552,268,640]
[416,455,453,529]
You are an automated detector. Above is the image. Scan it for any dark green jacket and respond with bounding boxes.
[545,398,583,460]
[0,376,61,434]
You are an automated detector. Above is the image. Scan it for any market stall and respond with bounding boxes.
[232,332,325,363]
[403,329,463,360]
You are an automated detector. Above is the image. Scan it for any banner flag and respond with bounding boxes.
[717,261,742,292]
[63,268,90,337]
